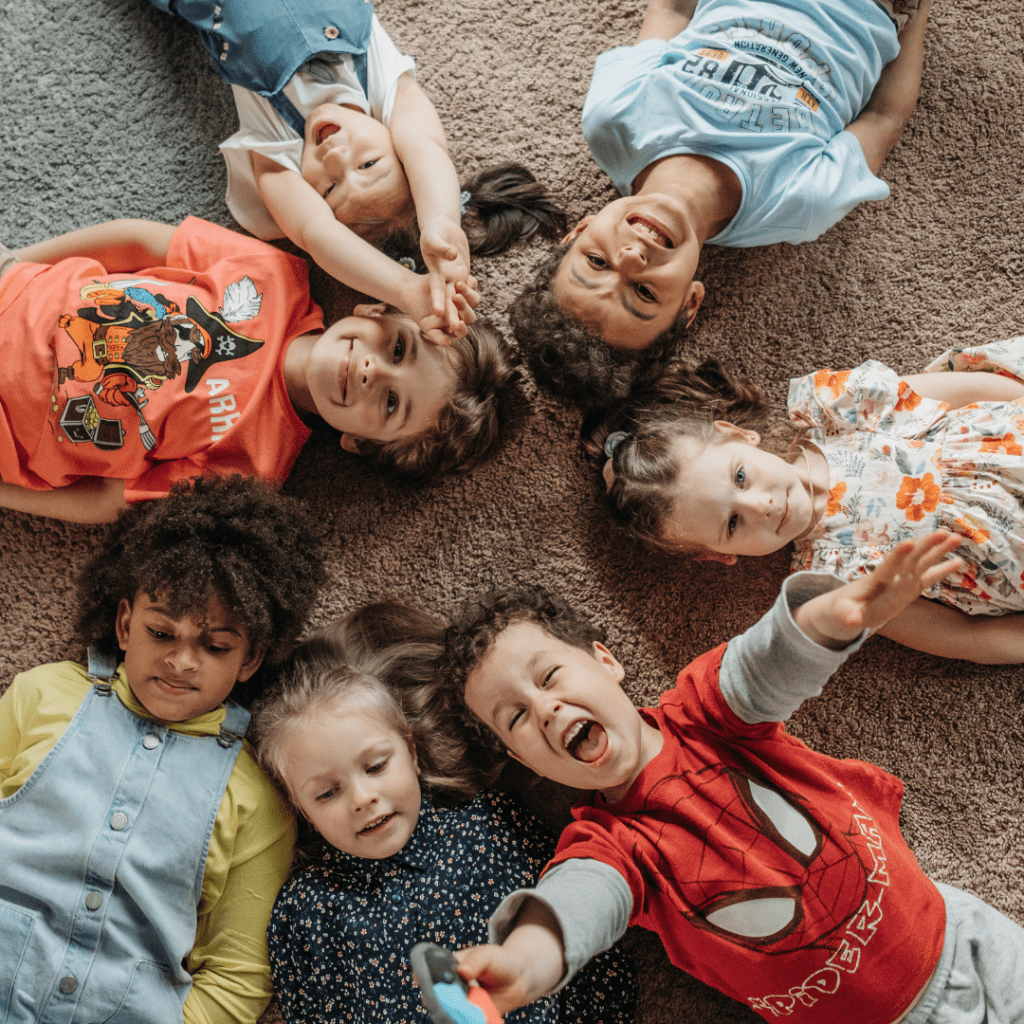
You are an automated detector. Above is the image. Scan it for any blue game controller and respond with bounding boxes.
[411,942,503,1024]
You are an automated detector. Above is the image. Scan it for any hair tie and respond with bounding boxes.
[460,190,472,216]
[604,430,630,458]
[398,255,417,272]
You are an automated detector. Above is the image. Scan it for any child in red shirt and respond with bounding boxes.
[0,217,517,523]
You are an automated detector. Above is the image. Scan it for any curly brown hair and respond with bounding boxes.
[580,358,772,555]
[508,244,686,410]
[361,316,525,483]
[75,475,326,706]
[435,587,604,768]
[250,601,487,812]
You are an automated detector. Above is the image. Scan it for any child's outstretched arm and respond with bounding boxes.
[251,154,476,345]
[901,371,1024,407]
[387,75,471,332]
[0,477,126,524]
[846,0,932,174]
[793,530,962,650]
[14,218,175,269]
[636,0,701,43]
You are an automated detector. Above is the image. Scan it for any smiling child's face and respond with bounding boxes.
[551,194,705,351]
[464,621,663,803]
[116,591,262,723]
[660,424,817,561]
[301,306,459,450]
[277,706,422,859]
[300,103,413,234]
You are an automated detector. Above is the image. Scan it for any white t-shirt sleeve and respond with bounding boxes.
[219,15,415,240]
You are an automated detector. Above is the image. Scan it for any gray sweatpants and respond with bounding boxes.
[906,883,1024,1024]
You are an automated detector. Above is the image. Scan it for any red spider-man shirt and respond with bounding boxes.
[548,643,945,1024]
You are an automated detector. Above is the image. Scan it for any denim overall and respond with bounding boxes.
[149,0,373,135]
[0,652,250,1024]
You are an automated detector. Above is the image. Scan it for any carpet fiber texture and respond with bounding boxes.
[2,2,1023,1023]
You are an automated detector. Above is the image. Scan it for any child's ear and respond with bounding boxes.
[695,550,738,566]
[713,420,761,447]
[561,216,593,245]
[340,433,363,455]
[406,735,421,776]
[681,281,705,327]
[353,303,388,318]
[236,645,265,683]
[591,641,626,685]
[115,598,134,651]
[505,747,527,767]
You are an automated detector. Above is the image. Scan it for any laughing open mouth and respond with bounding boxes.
[627,215,673,248]
[562,719,609,763]
[359,813,394,834]
[315,122,340,145]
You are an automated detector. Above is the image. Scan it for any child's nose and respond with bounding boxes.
[350,780,376,811]
[617,243,647,268]
[166,644,199,673]
[744,491,773,518]
[540,698,563,730]
[358,354,391,388]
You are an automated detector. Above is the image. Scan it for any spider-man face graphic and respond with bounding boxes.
[635,765,871,954]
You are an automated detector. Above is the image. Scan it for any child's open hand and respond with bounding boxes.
[797,530,964,649]
[419,219,473,333]
[403,276,480,346]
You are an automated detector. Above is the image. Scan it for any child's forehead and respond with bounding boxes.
[474,619,595,675]
[133,586,249,636]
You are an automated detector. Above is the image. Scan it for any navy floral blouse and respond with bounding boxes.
[268,790,637,1023]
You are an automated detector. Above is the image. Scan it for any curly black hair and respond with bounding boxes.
[435,586,603,766]
[75,475,327,706]
[508,244,686,411]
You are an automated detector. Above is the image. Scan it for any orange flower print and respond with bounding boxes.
[895,473,940,522]
[826,481,847,517]
[894,380,922,412]
[955,516,990,545]
[814,369,851,399]
[979,433,1023,456]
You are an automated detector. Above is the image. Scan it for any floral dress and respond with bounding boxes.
[789,335,1024,614]
[267,791,637,1024]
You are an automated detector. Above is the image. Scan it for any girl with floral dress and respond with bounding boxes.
[250,603,636,1024]
[584,336,1024,663]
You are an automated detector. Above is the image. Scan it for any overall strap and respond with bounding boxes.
[217,700,251,748]
[87,647,119,694]
[266,89,308,138]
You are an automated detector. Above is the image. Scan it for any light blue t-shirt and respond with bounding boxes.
[581,0,901,247]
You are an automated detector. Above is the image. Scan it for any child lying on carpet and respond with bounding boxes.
[248,601,637,1024]
[434,532,1024,1024]
[584,341,1024,662]
[508,0,932,407]
[0,474,326,1024]
[0,216,519,523]
[146,0,565,341]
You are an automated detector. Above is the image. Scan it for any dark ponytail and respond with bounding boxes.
[581,359,772,553]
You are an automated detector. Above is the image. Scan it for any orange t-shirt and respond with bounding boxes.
[0,217,322,501]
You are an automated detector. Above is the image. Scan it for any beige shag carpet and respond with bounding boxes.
[3,2,1023,1022]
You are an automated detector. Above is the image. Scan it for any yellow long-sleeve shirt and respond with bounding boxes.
[0,661,296,1024]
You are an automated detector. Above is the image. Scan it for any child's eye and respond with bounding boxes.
[366,759,388,775]
[539,667,556,688]
[735,467,746,486]
[587,254,608,270]
[386,391,399,416]
[147,627,171,640]
[728,513,739,536]
[392,336,406,365]
[508,708,525,730]
[634,283,656,302]
[359,159,378,170]
[323,183,335,200]
[316,787,337,802]
[205,644,231,654]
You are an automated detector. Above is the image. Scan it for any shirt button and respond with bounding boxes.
[143,734,160,749]
[110,812,128,831]
[85,892,103,911]
[323,25,340,38]
[59,976,78,995]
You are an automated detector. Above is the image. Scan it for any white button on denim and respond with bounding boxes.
[143,734,159,750]
[110,812,128,831]
[59,977,78,995]
[85,892,103,911]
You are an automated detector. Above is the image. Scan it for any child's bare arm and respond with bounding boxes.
[14,219,175,270]
[454,900,567,1014]
[0,477,126,524]
[878,599,1024,663]
[251,153,469,344]
[387,74,471,331]
[901,371,1024,408]
[794,530,963,649]
[636,0,701,42]
[846,0,932,174]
